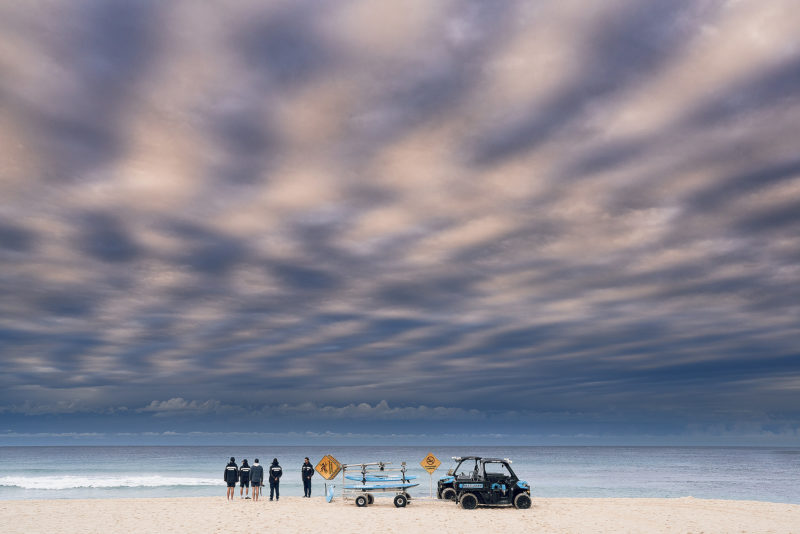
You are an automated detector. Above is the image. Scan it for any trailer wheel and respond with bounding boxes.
[366,494,374,505]
[355,495,368,507]
[403,491,412,501]
[441,487,456,501]
[393,494,408,508]
[460,493,478,510]
[513,493,532,509]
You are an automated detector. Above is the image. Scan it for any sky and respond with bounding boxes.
[1,0,799,446]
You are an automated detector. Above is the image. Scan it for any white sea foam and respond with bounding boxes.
[0,475,221,490]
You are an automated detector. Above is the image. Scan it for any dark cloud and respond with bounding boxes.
[340,0,514,160]
[0,0,799,443]
[79,212,143,263]
[270,261,343,291]
[734,200,800,234]
[376,274,480,310]
[687,55,800,128]
[34,289,98,318]
[687,158,800,212]
[215,111,276,157]
[470,0,714,166]
[0,221,37,252]
[238,2,335,89]
[164,220,250,275]
[22,0,163,182]
[206,98,281,185]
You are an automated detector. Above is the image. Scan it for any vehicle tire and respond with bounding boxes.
[460,493,478,510]
[393,494,408,508]
[513,493,531,509]
[403,491,412,501]
[441,487,457,501]
[366,494,374,505]
[355,495,368,507]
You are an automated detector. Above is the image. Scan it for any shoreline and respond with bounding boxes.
[2,496,799,533]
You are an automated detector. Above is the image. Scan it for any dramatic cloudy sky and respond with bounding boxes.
[1,0,799,445]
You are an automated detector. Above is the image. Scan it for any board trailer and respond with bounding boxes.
[341,461,418,508]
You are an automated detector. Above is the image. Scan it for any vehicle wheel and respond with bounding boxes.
[366,494,374,505]
[355,495,368,507]
[460,493,478,510]
[393,494,408,508]
[441,487,457,501]
[513,493,532,509]
[403,491,412,501]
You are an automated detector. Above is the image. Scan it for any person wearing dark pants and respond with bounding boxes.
[301,457,314,497]
[269,458,282,501]
[224,457,238,501]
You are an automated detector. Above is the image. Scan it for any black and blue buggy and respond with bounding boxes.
[437,456,531,510]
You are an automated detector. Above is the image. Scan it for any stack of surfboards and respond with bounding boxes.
[344,473,419,490]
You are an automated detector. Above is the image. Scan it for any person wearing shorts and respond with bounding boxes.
[239,459,251,499]
[250,459,264,502]
[224,457,238,501]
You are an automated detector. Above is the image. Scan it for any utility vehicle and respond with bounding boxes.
[437,456,531,509]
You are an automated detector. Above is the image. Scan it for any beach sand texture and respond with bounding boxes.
[1,496,799,534]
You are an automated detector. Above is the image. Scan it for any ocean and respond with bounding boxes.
[1,446,798,503]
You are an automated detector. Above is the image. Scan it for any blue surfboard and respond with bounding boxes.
[326,484,335,503]
[344,482,419,490]
[345,475,418,482]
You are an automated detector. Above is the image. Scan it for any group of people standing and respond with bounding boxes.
[224,457,315,501]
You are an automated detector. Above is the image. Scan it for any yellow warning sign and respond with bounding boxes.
[315,454,342,480]
[420,452,441,474]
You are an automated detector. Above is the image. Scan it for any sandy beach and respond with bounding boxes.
[1,496,798,534]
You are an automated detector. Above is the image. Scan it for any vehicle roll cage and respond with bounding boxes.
[448,456,518,480]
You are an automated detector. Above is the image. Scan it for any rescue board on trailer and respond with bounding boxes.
[344,482,419,491]
[345,474,418,482]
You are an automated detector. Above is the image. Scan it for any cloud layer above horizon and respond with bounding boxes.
[1,0,799,441]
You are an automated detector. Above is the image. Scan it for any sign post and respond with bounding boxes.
[420,452,441,498]
[316,454,342,503]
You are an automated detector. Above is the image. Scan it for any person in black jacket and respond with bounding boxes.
[250,459,264,502]
[301,457,314,497]
[268,458,283,501]
[224,457,238,501]
[239,459,251,499]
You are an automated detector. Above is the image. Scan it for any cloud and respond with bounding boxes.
[0,220,38,252]
[1,0,799,438]
[0,401,127,416]
[138,398,243,417]
[269,400,486,420]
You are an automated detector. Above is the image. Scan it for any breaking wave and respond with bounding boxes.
[0,475,220,490]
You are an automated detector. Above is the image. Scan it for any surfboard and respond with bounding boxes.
[325,484,335,503]
[345,475,418,482]
[344,482,419,490]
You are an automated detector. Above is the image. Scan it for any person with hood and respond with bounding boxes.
[239,459,251,499]
[268,458,283,501]
[301,457,314,497]
[250,459,264,502]
[224,457,238,501]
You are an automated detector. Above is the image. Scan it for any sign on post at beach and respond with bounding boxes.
[315,454,342,480]
[420,452,441,498]
[420,452,441,474]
